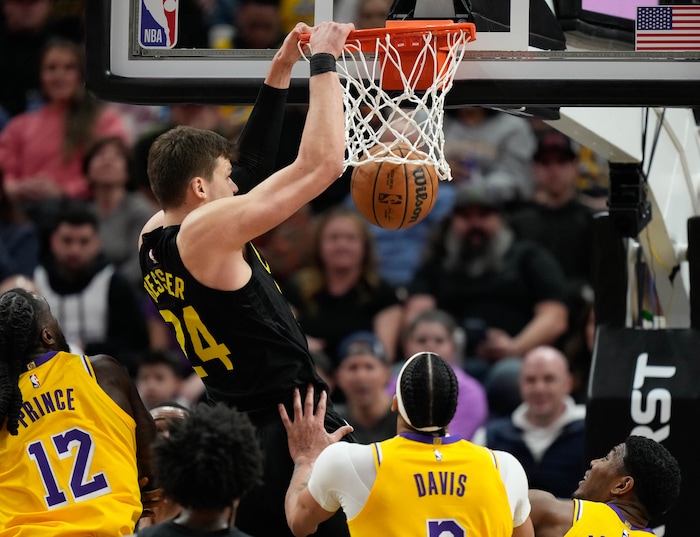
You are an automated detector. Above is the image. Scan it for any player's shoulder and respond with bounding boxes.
[529,489,576,534]
[319,439,374,459]
[90,354,132,385]
[492,448,520,466]
[316,441,374,471]
[492,449,529,480]
[313,441,377,489]
[139,210,165,248]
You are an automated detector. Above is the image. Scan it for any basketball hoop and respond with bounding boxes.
[300,21,476,182]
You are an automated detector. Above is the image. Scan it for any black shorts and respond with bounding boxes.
[236,400,356,537]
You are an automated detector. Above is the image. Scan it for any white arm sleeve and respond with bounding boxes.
[493,449,532,528]
[307,442,378,520]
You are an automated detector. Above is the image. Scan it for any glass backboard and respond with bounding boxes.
[85,0,700,107]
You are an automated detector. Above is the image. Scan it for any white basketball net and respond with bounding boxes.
[304,26,473,182]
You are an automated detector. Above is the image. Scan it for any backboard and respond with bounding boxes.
[86,0,700,107]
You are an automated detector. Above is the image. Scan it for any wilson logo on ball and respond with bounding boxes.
[408,167,429,223]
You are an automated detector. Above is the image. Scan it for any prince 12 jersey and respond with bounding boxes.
[139,229,327,412]
[349,434,514,537]
[566,499,656,536]
[0,351,141,536]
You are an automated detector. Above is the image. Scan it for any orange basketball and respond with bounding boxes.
[350,143,439,230]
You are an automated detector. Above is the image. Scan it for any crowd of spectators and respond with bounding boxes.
[0,0,611,504]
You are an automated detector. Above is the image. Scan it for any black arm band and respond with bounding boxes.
[310,53,337,77]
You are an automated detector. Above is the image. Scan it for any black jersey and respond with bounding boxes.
[139,226,327,412]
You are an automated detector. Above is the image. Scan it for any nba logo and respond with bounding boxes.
[30,374,40,388]
[139,0,178,49]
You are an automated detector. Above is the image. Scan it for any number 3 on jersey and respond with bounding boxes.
[159,305,233,377]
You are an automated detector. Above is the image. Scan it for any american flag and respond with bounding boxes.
[636,5,700,51]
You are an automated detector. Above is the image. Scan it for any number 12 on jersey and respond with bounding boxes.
[27,427,110,509]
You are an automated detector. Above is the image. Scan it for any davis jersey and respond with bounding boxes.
[139,228,327,412]
[567,499,656,536]
[349,434,513,537]
[0,351,141,536]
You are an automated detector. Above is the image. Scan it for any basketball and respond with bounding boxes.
[350,143,439,230]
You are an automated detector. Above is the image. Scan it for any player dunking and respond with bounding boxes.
[0,288,158,536]
[138,21,355,537]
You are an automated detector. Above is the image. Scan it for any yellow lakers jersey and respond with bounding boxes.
[567,499,655,536]
[0,351,142,536]
[349,434,513,537]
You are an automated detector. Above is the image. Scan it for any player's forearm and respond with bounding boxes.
[512,516,535,537]
[285,461,318,537]
[265,22,306,89]
[295,57,345,182]
[265,53,296,89]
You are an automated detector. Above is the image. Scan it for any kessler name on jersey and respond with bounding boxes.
[143,268,185,302]
[17,388,76,429]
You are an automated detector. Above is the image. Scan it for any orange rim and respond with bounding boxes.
[300,21,476,91]
[299,21,476,50]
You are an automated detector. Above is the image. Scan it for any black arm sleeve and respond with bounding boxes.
[232,83,290,194]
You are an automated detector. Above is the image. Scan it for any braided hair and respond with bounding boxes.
[395,352,459,434]
[0,289,44,435]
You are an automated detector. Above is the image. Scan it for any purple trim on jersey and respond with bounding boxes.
[607,503,654,532]
[398,432,463,445]
[80,355,93,377]
[25,350,59,371]
[374,442,382,466]
[489,449,499,469]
